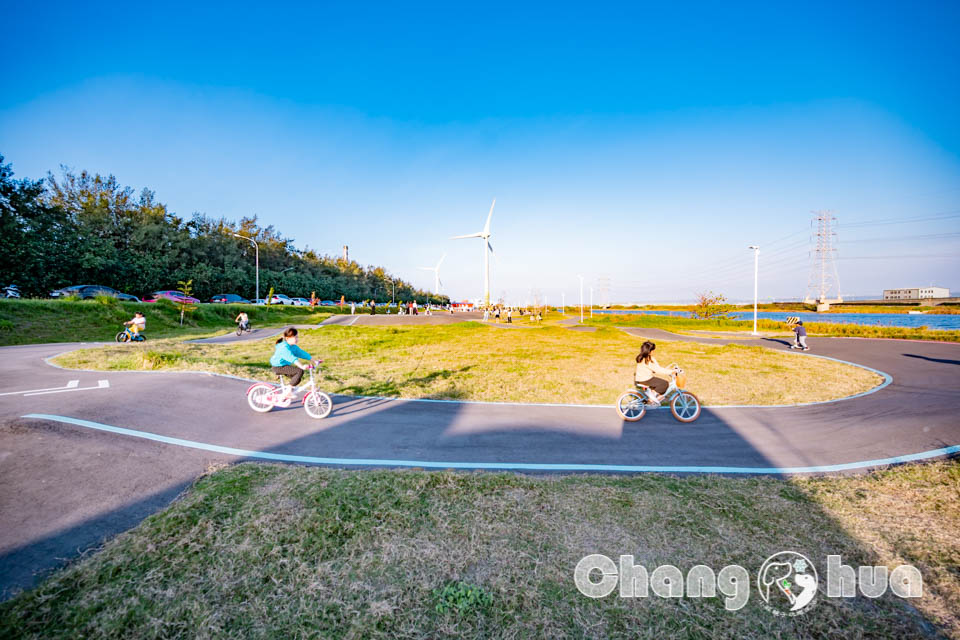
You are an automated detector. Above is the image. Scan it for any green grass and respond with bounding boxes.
[52,322,883,406]
[2,460,957,639]
[585,312,960,342]
[0,298,333,345]
[602,303,960,314]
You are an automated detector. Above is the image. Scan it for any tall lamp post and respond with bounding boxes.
[590,286,593,318]
[578,275,584,323]
[748,245,760,336]
[561,292,565,314]
[232,233,260,302]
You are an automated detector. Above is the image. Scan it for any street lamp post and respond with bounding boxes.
[578,275,584,323]
[232,233,260,302]
[590,286,593,318]
[561,292,565,314]
[748,245,760,336]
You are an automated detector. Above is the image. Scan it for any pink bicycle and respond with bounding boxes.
[246,361,333,419]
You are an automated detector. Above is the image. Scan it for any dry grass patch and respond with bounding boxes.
[53,323,882,406]
[2,461,957,639]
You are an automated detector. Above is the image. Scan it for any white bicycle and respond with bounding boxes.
[615,364,701,423]
[245,361,333,419]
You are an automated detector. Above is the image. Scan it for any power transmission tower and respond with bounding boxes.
[803,211,842,309]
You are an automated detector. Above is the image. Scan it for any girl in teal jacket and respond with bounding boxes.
[271,327,313,395]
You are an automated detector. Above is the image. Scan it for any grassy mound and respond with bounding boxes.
[0,298,333,345]
[53,323,883,406]
[2,461,957,638]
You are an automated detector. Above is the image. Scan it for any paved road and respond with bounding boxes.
[1,322,958,598]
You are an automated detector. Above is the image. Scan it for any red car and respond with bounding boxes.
[143,290,201,304]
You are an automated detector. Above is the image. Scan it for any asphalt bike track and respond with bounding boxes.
[1,313,958,597]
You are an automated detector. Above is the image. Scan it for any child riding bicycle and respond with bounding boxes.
[634,340,678,406]
[235,311,249,331]
[124,311,146,338]
[270,327,318,400]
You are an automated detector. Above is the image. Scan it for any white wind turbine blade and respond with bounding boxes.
[436,253,447,270]
[450,232,483,240]
[482,198,495,235]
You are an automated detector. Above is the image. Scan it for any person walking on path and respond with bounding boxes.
[791,321,809,351]
[506,308,512,324]
[412,300,419,316]
[370,300,376,315]
[483,307,490,322]
[350,301,356,315]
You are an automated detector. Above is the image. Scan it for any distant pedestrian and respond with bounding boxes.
[506,308,512,324]
[413,300,419,315]
[370,300,376,315]
[495,307,501,323]
[483,307,490,322]
[350,301,356,315]
[791,321,809,351]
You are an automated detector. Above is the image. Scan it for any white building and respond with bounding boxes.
[883,287,950,300]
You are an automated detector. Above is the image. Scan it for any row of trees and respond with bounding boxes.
[0,154,447,304]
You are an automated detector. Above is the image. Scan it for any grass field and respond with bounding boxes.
[583,312,960,342]
[2,460,957,639]
[0,298,332,345]
[603,303,960,314]
[53,322,882,406]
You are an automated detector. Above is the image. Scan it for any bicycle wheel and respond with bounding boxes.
[670,391,701,423]
[247,383,277,413]
[115,331,129,343]
[616,391,646,422]
[303,391,333,419]
[236,325,242,336]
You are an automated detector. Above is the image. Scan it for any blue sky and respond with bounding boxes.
[2,1,959,303]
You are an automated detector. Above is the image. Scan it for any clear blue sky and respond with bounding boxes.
[2,1,959,303]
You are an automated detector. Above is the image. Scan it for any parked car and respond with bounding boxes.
[320,300,337,306]
[267,294,293,305]
[144,290,201,304]
[253,298,267,305]
[209,293,251,304]
[289,297,311,306]
[50,284,139,301]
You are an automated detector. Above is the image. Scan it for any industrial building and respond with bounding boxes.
[883,287,950,300]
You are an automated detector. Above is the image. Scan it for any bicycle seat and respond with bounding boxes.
[634,382,652,391]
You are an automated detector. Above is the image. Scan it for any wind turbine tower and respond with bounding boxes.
[451,199,496,306]
[418,253,447,295]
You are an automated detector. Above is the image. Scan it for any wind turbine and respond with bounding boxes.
[418,253,446,295]
[451,198,495,306]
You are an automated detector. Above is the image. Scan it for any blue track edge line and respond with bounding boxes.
[22,414,960,475]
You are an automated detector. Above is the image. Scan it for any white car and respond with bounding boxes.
[269,294,293,305]
[290,297,311,306]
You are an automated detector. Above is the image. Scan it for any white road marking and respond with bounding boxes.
[0,380,81,396]
[21,380,110,397]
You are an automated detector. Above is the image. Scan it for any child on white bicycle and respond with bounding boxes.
[270,328,315,399]
[634,341,676,406]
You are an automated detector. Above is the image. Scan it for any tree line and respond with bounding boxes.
[0,154,447,304]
